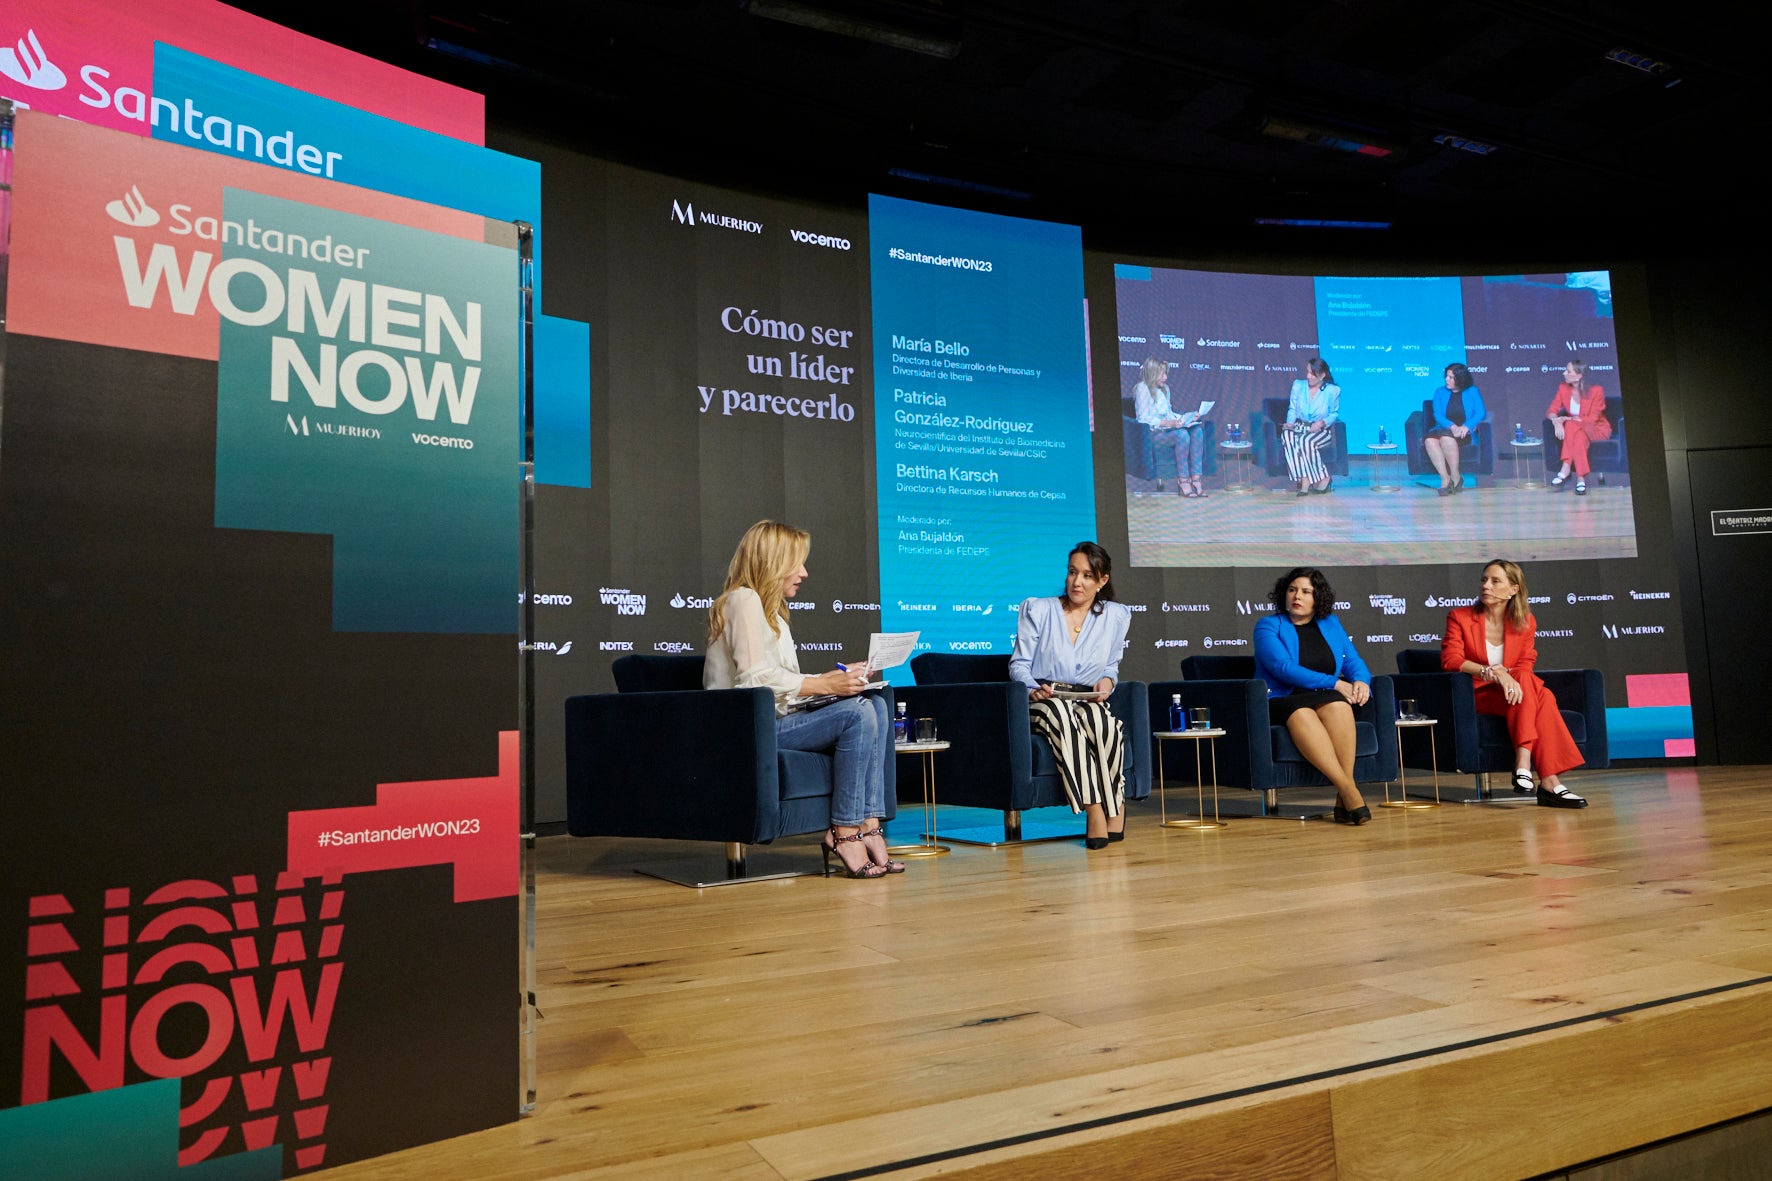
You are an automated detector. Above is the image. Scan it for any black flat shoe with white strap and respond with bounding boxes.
[1511,770,1535,794]
[1536,785,1588,809]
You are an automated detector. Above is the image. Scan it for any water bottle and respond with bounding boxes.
[1514,422,1524,443]
[1169,694,1184,732]
[1230,422,1242,443]
[894,701,909,744]
[1377,424,1388,445]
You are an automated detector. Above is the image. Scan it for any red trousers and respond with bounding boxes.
[1556,418,1611,476]
[1475,675,1584,778]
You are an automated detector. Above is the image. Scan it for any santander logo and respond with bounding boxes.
[104,184,160,228]
[0,27,66,91]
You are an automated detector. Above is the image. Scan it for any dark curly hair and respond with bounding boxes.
[1063,541,1117,616]
[1269,567,1334,621]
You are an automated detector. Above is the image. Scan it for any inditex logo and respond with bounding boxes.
[0,27,65,90]
[1366,634,1394,644]
[598,641,633,652]
[104,184,159,227]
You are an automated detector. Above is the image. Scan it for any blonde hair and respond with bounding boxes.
[1140,357,1167,389]
[1483,558,1531,631]
[709,520,811,643]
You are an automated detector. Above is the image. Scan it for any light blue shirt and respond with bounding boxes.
[1009,597,1131,689]
[1288,379,1341,425]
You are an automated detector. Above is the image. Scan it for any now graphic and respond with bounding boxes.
[103,184,160,228]
[0,27,66,91]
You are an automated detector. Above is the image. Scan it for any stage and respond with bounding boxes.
[314,766,1772,1180]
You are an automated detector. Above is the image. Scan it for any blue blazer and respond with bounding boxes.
[1253,614,1370,699]
[1431,384,1487,432]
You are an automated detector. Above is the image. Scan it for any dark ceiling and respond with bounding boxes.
[234,0,1749,256]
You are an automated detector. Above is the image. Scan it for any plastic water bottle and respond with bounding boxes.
[894,702,909,744]
[1170,694,1184,732]
[1230,423,1242,443]
[1377,424,1388,445]
[1515,422,1524,443]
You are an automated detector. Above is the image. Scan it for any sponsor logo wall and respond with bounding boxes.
[1,113,518,1173]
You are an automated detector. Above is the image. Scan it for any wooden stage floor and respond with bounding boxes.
[315,766,1772,1181]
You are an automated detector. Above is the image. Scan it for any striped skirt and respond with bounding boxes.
[1029,698,1126,816]
[1283,425,1335,485]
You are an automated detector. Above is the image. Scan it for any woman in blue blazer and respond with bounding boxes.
[1252,567,1374,825]
[1424,363,1488,496]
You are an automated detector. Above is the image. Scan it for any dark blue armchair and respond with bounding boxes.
[1404,399,1495,482]
[1155,654,1398,816]
[563,654,895,886]
[897,653,1150,845]
[1392,650,1608,799]
[1123,403,1217,486]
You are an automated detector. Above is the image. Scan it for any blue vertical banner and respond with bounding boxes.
[1315,276,1465,448]
[869,195,1094,674]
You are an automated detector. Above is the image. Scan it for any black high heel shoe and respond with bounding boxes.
[858,825,906,873]
[1333,802,1372,826]
[823,827,890,878]
[1107,829,1125,843]
[1084,836,1109,850]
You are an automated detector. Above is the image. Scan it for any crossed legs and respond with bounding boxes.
[1284,700,1365,811]
[1424,435,1462,492]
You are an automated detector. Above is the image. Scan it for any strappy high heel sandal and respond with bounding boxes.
[858,825,906,873]
[823,827,890,878]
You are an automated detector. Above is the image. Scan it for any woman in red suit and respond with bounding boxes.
[1441,559,1588,807]
[1545,359,1611,496]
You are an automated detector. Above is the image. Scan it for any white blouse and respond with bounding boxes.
[704,587,806,716]
[1486,641,1504,667]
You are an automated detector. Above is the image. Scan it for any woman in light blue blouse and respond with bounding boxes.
[1283,358,1341,495]
[1009,541,1132,849]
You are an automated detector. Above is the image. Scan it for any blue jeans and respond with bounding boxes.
[1154,424,1206,481]
[776,692,889,827]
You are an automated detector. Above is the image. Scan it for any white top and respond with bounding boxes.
[1134,380,1192,428]
[703,587,805,716]
[1486,641,1504,666]
[1568,390,1581,416]
[1008,596,1131,690]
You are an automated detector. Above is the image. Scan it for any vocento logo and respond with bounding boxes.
[519,592,573,605]
[0,28,66,91]
[788,228,851,250]
[669,593,714,609]
[599,588,646,616]
[948,641,993,651]
[104,184,159,228]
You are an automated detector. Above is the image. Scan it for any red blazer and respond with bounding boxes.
[1545,383,1611,439]
[1441,608,1537,681]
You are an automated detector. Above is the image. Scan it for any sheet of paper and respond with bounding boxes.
[866,631,920,672]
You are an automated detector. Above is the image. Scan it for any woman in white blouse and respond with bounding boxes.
[1283,358,1342,495]
[705,520,901,878]
[1008,542,1133,849]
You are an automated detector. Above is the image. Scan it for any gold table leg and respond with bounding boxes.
[889,749,949,857]
[1382,725,1441,809]
[1163,735,1227,830]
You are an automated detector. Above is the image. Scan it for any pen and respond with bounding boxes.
[836,663,847,671]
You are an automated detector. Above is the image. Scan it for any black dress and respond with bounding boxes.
[1424,389,1465,440]
[1268,620,1346,722]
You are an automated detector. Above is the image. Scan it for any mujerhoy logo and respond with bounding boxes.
[0,28,67,91]
[105,184,160,228]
